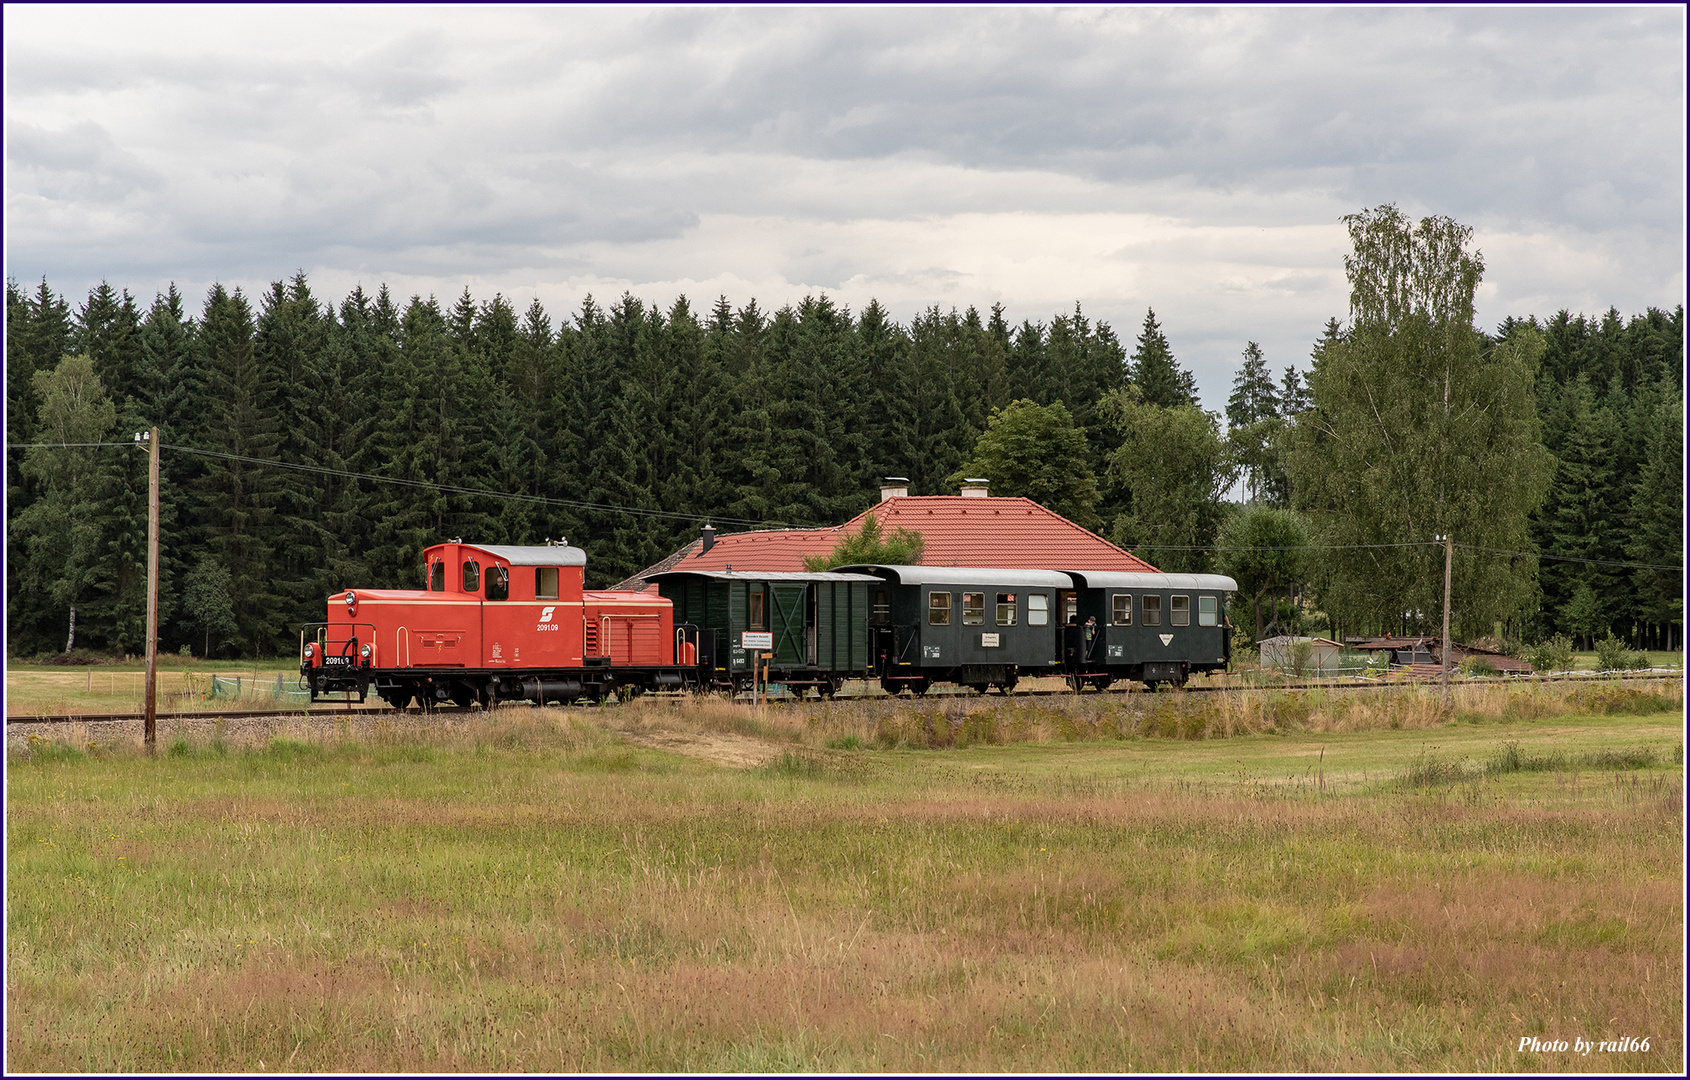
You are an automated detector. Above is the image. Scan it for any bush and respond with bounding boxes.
[1594,634,1648,672]
[1525,634,1576,672]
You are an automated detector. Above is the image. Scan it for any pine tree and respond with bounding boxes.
[1129,308,1196,409]
[1625,393,1683,649]
[1225,341,1279,503]
[197,284,285,654]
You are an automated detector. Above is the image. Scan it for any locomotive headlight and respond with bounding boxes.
[304,643,315,659]
[344,590,357,615]
[360,643,372,660]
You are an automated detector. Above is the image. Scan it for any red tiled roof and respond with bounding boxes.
[614,496,1156,585]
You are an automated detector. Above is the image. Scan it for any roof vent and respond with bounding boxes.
[880,476,910,502]
[960,478,989,498]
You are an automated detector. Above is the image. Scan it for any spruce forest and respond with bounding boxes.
[5,262,1683,660]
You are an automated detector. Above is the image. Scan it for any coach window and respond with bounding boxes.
[928,592,951,626]
[962,592,985,625]
[1198,595,1218,626]
[750,590,766,630]
[996,593,1017,626]
[1028,593,1049,626]
[487,565,509,601]
[1112,594,1132,625]
[872,587,889,625]
[536,566,559,600]
[429,560,445,592]
[462,558,480,593]
[1171,595,1190,626]
[1142,594,1161,626]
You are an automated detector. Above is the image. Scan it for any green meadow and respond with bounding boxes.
[6,682,1683,1072]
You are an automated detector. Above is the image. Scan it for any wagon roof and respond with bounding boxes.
[834,565,1075,588]
[646,569,883,583]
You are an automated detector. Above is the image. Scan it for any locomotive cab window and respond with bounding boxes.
[749,590,766,630]
[1112,594,1132,625]
[535,566,559,600]
[429,560,445,592]
[1142,594,1161,626]
[486,565,509,601]
[462,559,480,593]
[1028,593,1049,626]
[1171,595,1189,626]
[996,593,1017,626]
[962,592,985,625]
[928,592,951,626]
[1198,595,1218,626]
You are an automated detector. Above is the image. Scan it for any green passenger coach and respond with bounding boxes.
[837,565,1075,695]
[1061,570,1238,688]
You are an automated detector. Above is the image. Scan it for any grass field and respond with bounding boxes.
[6,684,1684,1072]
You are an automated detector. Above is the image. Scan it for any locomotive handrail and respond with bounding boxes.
[299,622,377,663]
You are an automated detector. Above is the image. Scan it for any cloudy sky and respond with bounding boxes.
[5,5,1684,411]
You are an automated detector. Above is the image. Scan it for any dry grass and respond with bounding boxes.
[6,691,1684,1072]
[607,678,1684,750]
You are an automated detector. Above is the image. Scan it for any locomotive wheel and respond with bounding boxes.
[1068,675,1085,694]
[907,678,930,698]
[965,683,990,696]
[1090,676,1112,692]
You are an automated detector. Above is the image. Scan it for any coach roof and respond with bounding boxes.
[1062,570,1238,592]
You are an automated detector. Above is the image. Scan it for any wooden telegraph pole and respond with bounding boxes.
[143,426,161,750]
[1440,533,1453,705]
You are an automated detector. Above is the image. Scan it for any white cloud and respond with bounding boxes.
[4,4,1683,412]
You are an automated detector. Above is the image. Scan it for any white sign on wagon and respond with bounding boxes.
[741,631,774,649]
[981,633,1001,647]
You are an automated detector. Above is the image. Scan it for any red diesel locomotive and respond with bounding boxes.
[301,540,696,708]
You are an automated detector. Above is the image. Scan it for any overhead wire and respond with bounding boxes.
[9,440,1686,572]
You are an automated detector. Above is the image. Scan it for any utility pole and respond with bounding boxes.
[143,426,161,750]
[1439,533,1453,705]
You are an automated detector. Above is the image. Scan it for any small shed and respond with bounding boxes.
[1258,635,1343,676]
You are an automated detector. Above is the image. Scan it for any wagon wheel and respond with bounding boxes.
[1068,675,1086,694]
[908,678,930,697]
[1090,675,1112,692]
[965,683,990,696]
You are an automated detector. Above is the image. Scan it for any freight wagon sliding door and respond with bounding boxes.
[770,584,807,666]
[817,581,869,672]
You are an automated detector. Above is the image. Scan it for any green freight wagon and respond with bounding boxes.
[646,570,879,695]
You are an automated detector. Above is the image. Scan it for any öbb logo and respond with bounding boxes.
[536,606,560,632]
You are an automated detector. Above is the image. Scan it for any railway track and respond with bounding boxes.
[8,669,1678,727]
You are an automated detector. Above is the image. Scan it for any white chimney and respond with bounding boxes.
[880,476,909,502]
[960,477,989,498]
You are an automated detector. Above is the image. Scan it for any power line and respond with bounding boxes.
[1454,540,1682,573]
[7,439,802,530]
[9,441,1686,572]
